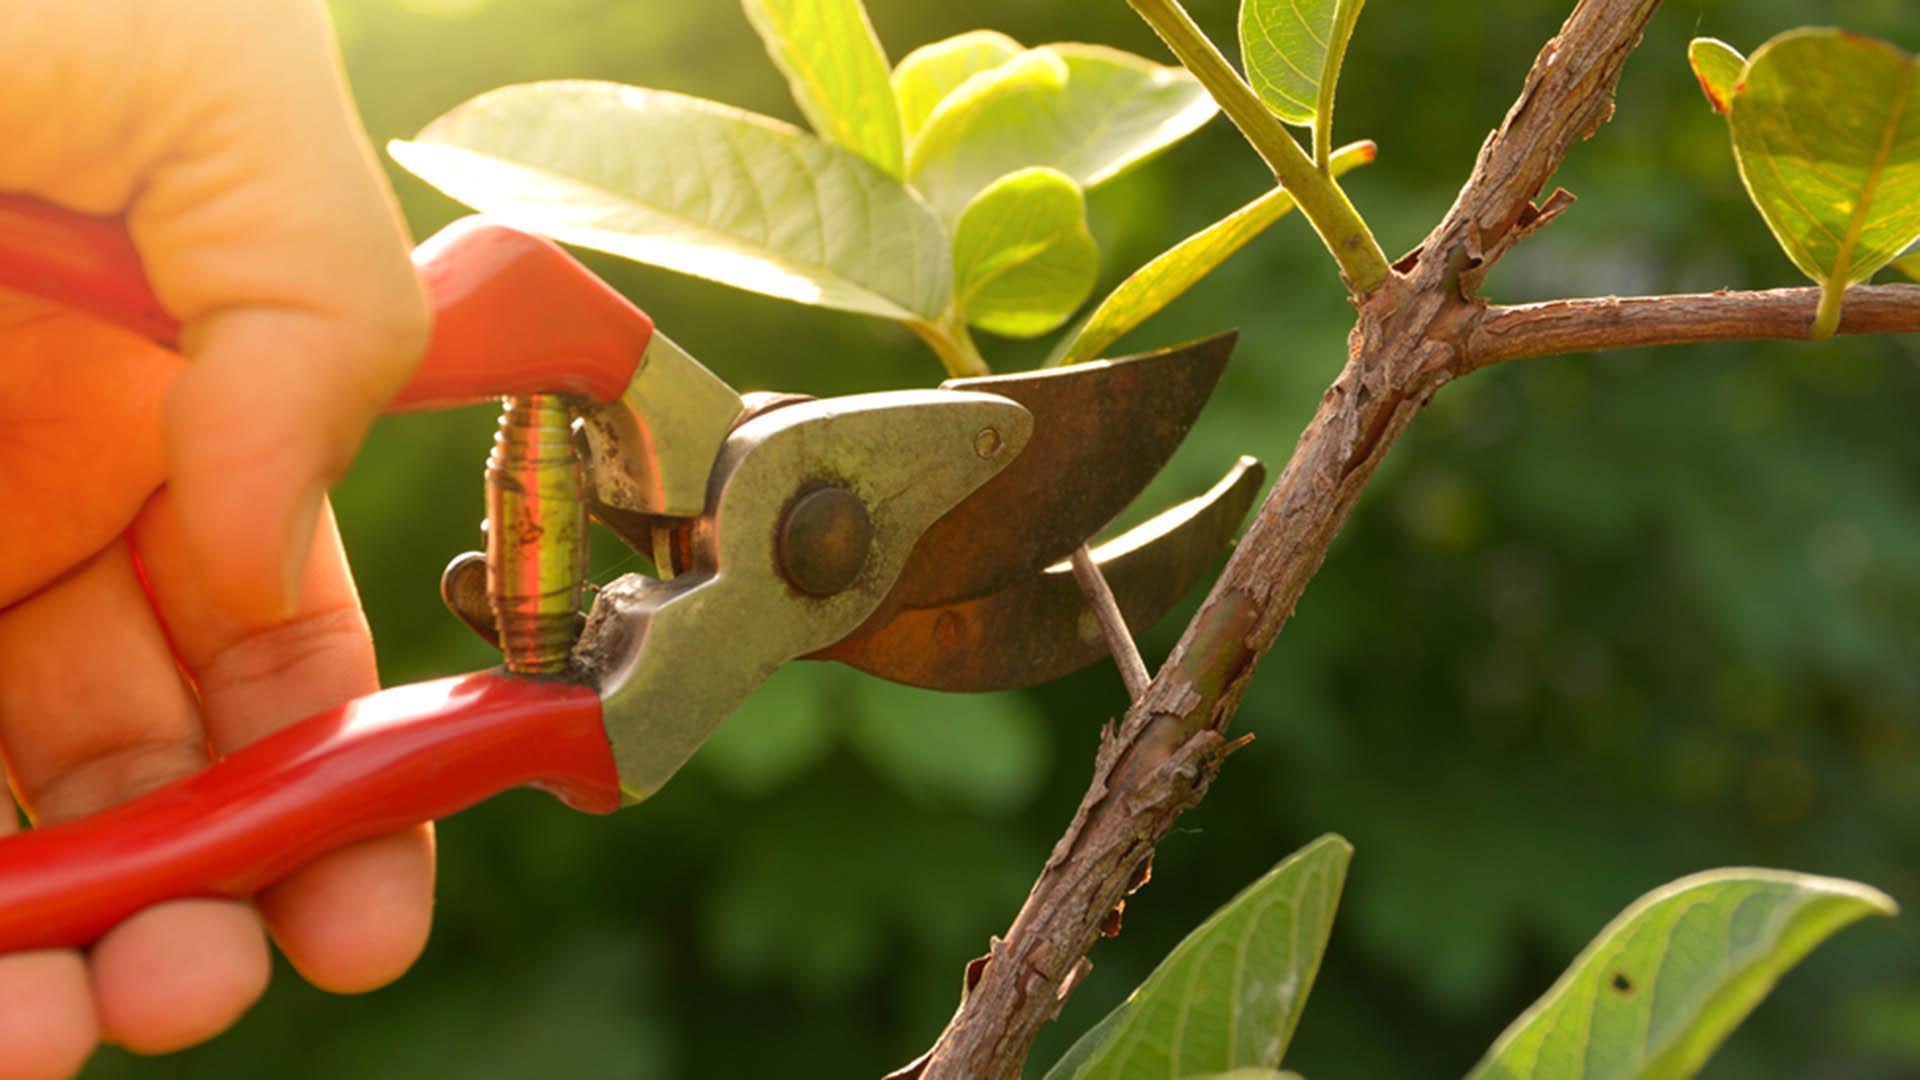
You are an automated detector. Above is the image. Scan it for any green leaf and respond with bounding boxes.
[1726,29,1920,338]
[906,43,1216,220]
[892,30,1023,143]
[1043,835,1351,1080]
[1465,868,1898,1080]
[952,167,1099,338]
[740,0,904,177]
[1892,251,1920,281]
[1240,0,1368,137]
[390,81,950,322]
[1183,1072,1304,1080]
[1048,139,1374,367]
[1686,38,1745,115]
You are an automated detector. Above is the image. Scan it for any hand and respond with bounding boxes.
[0,2,433,1075]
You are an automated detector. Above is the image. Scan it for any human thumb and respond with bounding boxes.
[4,1,424,623]
[122,1,427,624]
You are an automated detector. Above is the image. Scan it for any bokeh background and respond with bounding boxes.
[83,0,1919,1076]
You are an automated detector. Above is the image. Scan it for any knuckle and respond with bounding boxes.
[197,605,370,708]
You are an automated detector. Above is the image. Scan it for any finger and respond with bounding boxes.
[2,0,428,625]
[0,950,93,1080]
[0,539,268,1057]
[131,492,435,993]
[139,0,427,625]
[0,310,179,609]
[0,781,93,1080]
[163,304,421,627]
[0,541,201,823]
[90,901,269,1055]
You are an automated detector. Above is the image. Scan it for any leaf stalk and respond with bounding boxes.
[909,307,992,377]
[1127,0,1390,292]
[1811,283,1845,340]
[1312,0,1366,172]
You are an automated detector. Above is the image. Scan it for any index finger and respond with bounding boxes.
[128,490,436,994]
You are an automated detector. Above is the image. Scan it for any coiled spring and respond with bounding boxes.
[485,394,587,674]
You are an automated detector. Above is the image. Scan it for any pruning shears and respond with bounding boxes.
[0,194,1262,953]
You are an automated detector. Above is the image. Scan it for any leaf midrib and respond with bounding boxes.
[956,216,1076,307]
[1827,58,1913,290]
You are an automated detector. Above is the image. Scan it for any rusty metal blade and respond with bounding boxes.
[881,330,1236,617]
[816,456,1265,691]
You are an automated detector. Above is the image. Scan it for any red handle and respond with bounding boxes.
[0,672,620,953]
[0,193,654,410]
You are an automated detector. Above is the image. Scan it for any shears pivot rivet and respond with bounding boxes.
[778,486,873,597]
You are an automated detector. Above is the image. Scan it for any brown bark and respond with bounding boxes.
[1468,284,1920,369]
[905,1,1916,1076]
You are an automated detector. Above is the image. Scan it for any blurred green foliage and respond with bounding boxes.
[85,1,1918,1076]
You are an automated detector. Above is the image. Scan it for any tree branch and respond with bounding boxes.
[904,2,1918,1077]
[1466,284,1920,369]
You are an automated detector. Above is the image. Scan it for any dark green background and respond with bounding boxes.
[85,0,1920,1076]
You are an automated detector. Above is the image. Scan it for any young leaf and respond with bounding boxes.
[1240,0,1367,150]
[740,0,904,177]
[951,167,1099,338]
[1047,139,1375,367]
[1465,868,1898,1080]
[1893,251,1920,281]
[893,30,1023,143]
[390,82,951,323]
[906,44,1216,220]
[1042,834,1351,1080]
[1686,38,1745,115]
[1725,29,1920,339]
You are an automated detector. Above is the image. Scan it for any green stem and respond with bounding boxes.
[1811,282,1844,341]
[1312,0,1363,173]
[908,308,991,378]
[1128,0,1390,292]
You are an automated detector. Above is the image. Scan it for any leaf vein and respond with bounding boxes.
[1830,58,1912,285]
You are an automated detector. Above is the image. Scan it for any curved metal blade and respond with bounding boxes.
[884,330,1236,614]
[816,456,1265,691]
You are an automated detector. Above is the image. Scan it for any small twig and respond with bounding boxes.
[1068,545,1150,700]
[1465,284,1920,370]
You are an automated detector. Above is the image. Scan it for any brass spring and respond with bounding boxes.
[486,394,587,674]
